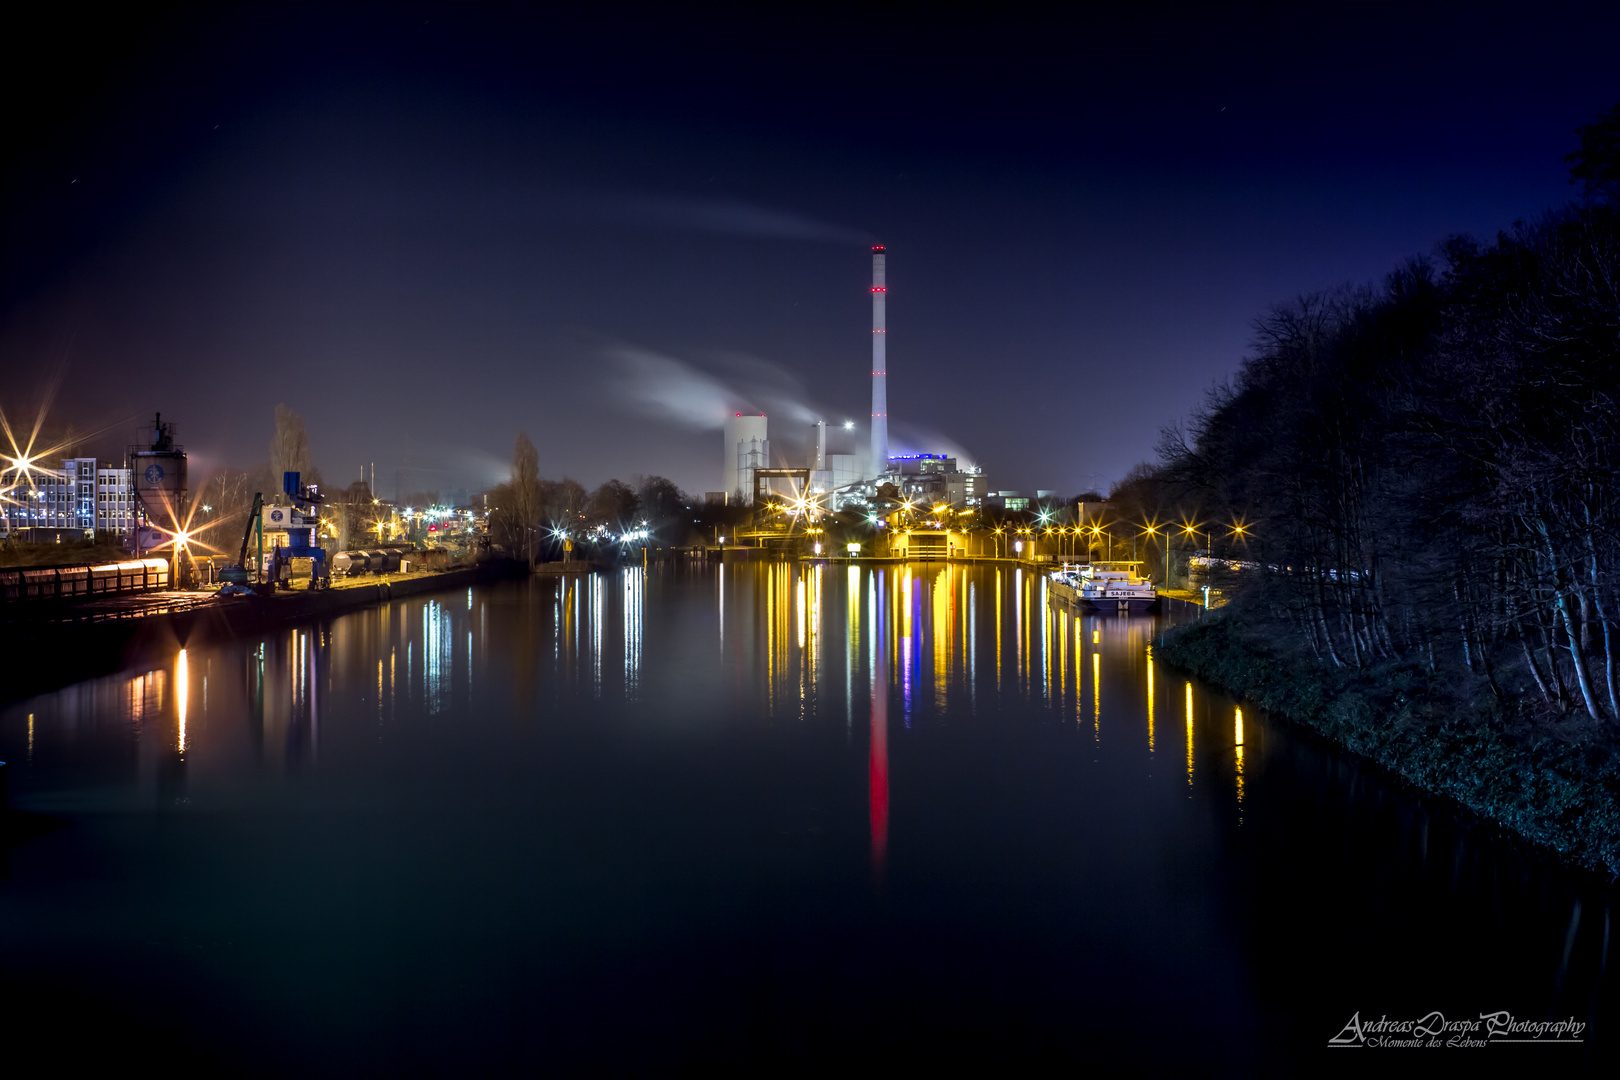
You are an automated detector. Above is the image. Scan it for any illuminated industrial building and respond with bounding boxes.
[887,454,988,509]
[712,244,984,514]
[1,457,135,541]
[723,413,769,504]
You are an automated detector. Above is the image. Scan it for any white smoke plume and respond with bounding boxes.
[604,347,979,478]
[611,196,872,244]
[605,347,742,429]
[703,351,820,426]
[605,345,827,432]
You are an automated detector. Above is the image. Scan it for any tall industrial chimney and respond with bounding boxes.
[870,245,888,478]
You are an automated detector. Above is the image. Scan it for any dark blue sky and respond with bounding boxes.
[3,2,1616,498]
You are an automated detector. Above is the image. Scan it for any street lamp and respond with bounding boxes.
[1226,521,1252,563]
[1140,524,1162,576]
[1088,524,1111,563]
[1179,523,1208,587]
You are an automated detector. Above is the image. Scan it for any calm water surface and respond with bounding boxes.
[1,564,1614,1073]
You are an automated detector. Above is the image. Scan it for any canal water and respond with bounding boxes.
[0,564,1613,1073]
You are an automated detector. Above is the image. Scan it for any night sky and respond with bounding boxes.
[4,3,1616,500]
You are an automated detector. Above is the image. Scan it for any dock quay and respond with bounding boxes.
[0,559,527,705]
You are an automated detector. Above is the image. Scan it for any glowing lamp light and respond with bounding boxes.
[847,542,861,554]
[1014,541,1024,553]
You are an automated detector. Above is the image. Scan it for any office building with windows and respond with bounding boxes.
[1,457,135,542]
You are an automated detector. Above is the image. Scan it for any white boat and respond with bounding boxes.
[1049,561,1157,614]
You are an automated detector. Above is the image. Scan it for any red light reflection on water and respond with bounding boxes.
[870,580,890,881]
[870,680,888,879]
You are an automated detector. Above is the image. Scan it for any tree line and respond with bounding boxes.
[486,432,694,566]
[1148,105,1620,723]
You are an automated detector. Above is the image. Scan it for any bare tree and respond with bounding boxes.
[543,478,587,528]
[332,480,376,551]
[270,404,315,492]
[192,466,259,565]
[510,432,544,567]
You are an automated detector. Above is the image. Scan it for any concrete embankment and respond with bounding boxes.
[1155,610,1620,876]
[0,560,528,705]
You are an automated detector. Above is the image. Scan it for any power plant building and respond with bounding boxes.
[713,244,984,513]
[886,454,987,509]
[723,413,768,504]
[829,454,860,489]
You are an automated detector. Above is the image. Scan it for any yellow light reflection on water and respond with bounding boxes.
[1014,569,1023,676]
[1185,682,1194,788]
[176,648,189,754]
[1146,646,1154,753]
[1235,707,1245,809]
[847,565,860,730]
[812,563,822,643]
[902,572,913,642]
[1092,650,1100,738]
[797,575,807,649]
[968,579,977,710]
[1075,619,1085,726]
[1042,606,1051,702]
[1058,609,1068,703]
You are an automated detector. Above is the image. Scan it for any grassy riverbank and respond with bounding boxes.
[1156,610,1620,876]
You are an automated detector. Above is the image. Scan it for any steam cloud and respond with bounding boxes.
[605,348,978,474]
[606,347,741,429]
[605,346,823,431]
[613,197,872,244]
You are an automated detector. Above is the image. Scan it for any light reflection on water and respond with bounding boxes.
[82,565,1306,853]
[175,648,188,755]
[0,562,1615,1073]
[1235,706,1246,814]
[9,564,1259,814]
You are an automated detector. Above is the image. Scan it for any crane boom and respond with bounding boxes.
[238,492,264,569]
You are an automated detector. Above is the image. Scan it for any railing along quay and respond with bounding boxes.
[0,558,171,602]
